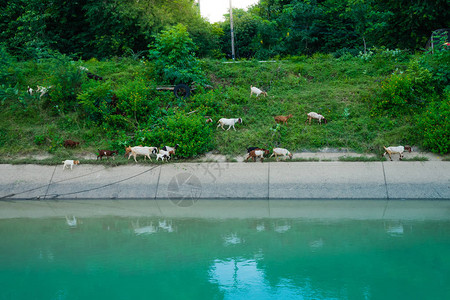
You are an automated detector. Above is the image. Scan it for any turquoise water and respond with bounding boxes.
[1,200,450,300]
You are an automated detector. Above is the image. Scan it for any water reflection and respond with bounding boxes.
[65,215,77,228]
[132,220,157,235]
[385,222,404,237]
[0,200,449,300]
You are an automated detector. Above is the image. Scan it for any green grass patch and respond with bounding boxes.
[2,54,440,163]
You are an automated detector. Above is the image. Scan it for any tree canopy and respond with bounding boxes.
[0,0,448,59]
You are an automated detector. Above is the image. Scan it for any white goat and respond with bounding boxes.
[156,150,170,162]
[36,85,53,98]
[161,144,179,155]
[217,118,242,131]
[270,148,293,161]
[125,146,158,162]
[306,112,328,125]
[383,146,411,161]
[250,85,267,97]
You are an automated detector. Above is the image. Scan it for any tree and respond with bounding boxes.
[149,24,206,85]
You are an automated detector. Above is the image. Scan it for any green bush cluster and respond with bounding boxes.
[416,93,450,154]
[149,24,206,85]
[134,112,214,158]
[44,55,84,112]
[0,46,15,84]
[371,60,436,115]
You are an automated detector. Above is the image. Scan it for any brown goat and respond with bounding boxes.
[274,114,293,125]
[97,149,119,160]
[246,149,270,162]
[63,140,80,148]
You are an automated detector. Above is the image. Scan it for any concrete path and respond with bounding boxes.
[0,161,449,200]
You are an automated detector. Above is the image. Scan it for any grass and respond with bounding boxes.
[0,54,427,163]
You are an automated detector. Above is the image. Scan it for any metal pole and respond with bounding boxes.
[230,0,235,60]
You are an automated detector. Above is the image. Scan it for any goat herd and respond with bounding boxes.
[60,85,411,169]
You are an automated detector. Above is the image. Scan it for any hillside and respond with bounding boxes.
[0,51,448,164]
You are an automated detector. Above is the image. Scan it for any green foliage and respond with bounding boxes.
[420,33,450,93]
[0,46,15,84]
[0,53,445,159]
[371,60,436,115]
[115,77,161,126]
[416,93,450,154]
[77,81,116,126]
[149,24,206,85]
[44,55,84,112]
[135,112,214,158]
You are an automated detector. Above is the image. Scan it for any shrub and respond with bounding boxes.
[115,77,162,126]
[135,112,214,158]
[416,93,450,154]
[149,24,206,85]
[45,55,84,112]
[0,46,15,84]
[420,47,450,93]
[371,60,436,115]
[77,81,115,124]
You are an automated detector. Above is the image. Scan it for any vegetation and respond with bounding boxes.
[1,1,448,60]
[0,1,449,162]
[1,43,448,161]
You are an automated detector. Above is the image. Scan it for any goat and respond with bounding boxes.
[27,86,34,95]
[274,114,293,125]
[62,160,80,170]
[246,149,270,162]
[161,144,179,155]
[63,140,80,148]
[270,148,293,161]
[217,118,242,131]
[250,86,267,97]
[156,150,170,162]
[205,116,213,123]
[247,147,263,153]
[306,112,327,125]
[125,146,158,162]
[36,85,52,98]
[383,146,412,161]
[97,149,118,160]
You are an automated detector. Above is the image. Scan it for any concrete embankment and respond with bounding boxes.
[0,161,449,200]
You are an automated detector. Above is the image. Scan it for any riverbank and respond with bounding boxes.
[1,161,449,201]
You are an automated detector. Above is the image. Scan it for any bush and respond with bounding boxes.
[45,55,84,112]
[0,46,15,84]
[416,93,450,154]
[115,77,162,127]
[149,24,207,85]
[77,81,115,125]
[135,112,214,158]
[371,60,436,115]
